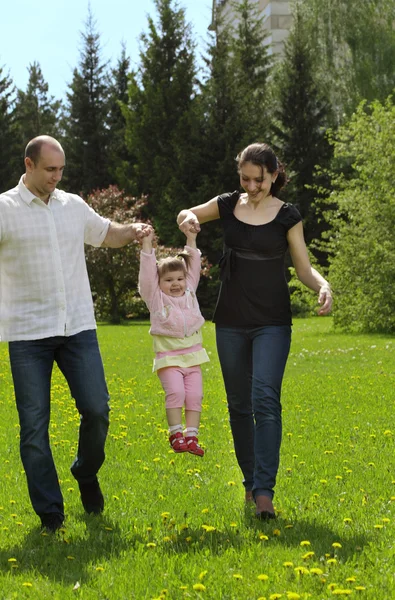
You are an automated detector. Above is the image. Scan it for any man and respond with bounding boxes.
[0,135,152,532]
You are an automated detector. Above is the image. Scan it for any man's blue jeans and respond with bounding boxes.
[9,329,110,518]
[216,325,291,499]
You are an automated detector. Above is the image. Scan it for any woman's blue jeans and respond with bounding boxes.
[8,330,110,518]
[216,325,291,499]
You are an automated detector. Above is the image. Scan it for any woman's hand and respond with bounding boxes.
[178,212,201,235]
[317,284,333,315]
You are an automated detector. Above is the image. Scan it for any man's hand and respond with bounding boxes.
[134,223,153,241]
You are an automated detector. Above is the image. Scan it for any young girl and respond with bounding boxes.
[138,228,209,456]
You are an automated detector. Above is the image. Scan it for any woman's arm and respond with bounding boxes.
[177,197,220,235]
[287,222,333,315]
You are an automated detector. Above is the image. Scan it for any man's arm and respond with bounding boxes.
[101,222,153,248]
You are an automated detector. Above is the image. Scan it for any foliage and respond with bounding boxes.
[106,44,135,193]
[62,8,111,195]
[85,186,148,323]
[0,64,19,191]
[0,319,394,598]
[270,6,333,246]
[324,98,395,333]
[298,0,395,118]
[13,61,61,144]
[122,0,199,245]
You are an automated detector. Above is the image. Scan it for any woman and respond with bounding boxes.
[177,142,332,519]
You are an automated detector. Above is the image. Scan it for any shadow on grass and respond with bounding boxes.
[0,512,144,584]
[157,508,370,560]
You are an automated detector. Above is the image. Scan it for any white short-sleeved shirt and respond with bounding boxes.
[0,176,111,342]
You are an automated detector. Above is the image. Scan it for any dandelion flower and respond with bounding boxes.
[258,574,269,581]
[193,583,206,592]
[343,518,352,524]
[302,551,315,560]
[355,586,366,591]
[227,481,236,486]
[273,528,281,536]
[95,566,104,572]
[345,577,356,583]
[294,566,309,575]
[259,534,269,541]
[269,594,283,599]
[300,540,311,547]
[332,590,352,596]
[199,571,207,580]
[233,574,243,579]
[22,583,33,587]
[146,542,156,548]
[283,562,294,567]
[327,558,337,565]
[332,542,342,549]
[310,568,323,575]
[201,508,209,514]
[286,593,301,600]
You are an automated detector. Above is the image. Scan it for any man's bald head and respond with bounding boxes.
[25,136,64,165]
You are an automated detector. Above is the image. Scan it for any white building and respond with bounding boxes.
[209,0,293,56]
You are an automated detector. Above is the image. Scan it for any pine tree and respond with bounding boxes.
[107,44,134,191]
[0,65,19,191]
[62,8,110,195]
[271,7,333,245]
[13,62,61,144]
[123,0,198,243]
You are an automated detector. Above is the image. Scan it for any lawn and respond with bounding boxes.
[0,318,393,599]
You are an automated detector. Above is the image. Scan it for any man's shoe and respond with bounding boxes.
[78,478,104,514]
[185,436,204,457]
[40,512,64,533]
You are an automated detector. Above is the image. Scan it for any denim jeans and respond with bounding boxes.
[216,325,291,499]
[9,329,110,518]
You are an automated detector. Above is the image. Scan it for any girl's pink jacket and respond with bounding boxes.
[138,246,205,338]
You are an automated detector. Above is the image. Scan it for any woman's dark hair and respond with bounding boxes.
[157,251,191,278]
[236,142,288,197]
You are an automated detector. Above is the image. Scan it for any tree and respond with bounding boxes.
[107,44,135,192]
[63,8,110,195]
[84,187,148,323]
[13,61,61,144]
[0,65,19,190]
[270,6,333,245]
[299,0,395,118]
[122,0,198,243]
[324,98,395,333]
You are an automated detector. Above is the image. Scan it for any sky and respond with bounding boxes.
[0,0,213,101]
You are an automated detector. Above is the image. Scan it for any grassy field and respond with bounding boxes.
[0,318,394,599]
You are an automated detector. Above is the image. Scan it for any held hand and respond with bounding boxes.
[317,285,333,315]
[179,215,201,236]
[134,223,154,242]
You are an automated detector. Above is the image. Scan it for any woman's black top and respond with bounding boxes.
[212,191,302,327]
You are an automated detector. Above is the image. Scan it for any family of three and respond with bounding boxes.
[0,135,332,531]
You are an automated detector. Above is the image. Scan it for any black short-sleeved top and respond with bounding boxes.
[212,191,302,327]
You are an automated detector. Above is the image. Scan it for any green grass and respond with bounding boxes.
[0,318,394,599]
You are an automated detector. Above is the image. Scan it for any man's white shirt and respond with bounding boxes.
[0,177,110,341]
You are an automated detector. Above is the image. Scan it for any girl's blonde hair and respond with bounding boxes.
[157,250,191,278]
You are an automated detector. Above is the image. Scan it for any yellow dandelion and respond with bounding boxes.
[67,556,75,560]
[332,542,342,549]
[95,566,104,572]
[332,590,352,596]
[328,583,339,591]
[286,593,301,600]
[147,526,153,532]
[343,518,352,524]
[294,566,309,575]
[300,540,311,547]
[201,508,209,514]
[273,528,281,536]
[285,524,293,529]
[283,562,294,567]
[310,568,323,575]
[382,518,390,523]
[259,534,269,541]
[230,522,238,528]
[233,573,243,579]
[227,481,236,486]
[185,536,192,542]
[202,525,216,532]
[302,551,315,560]
[153,457,160,462]
[335,475,343,480]
[146,542,156,548]
[161,512,170,519]
[269,594,283,600]
[355,586,366,591]
[22,583,33,587]
[193,583,206,592]
[345,577,356,583]
[199,571,207,580]
[374,524,384,529]
[163,536,171,542]
[320,479,328,484]
[258,574,269,581]
[8,558,17,562]
[327,558,337,564]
